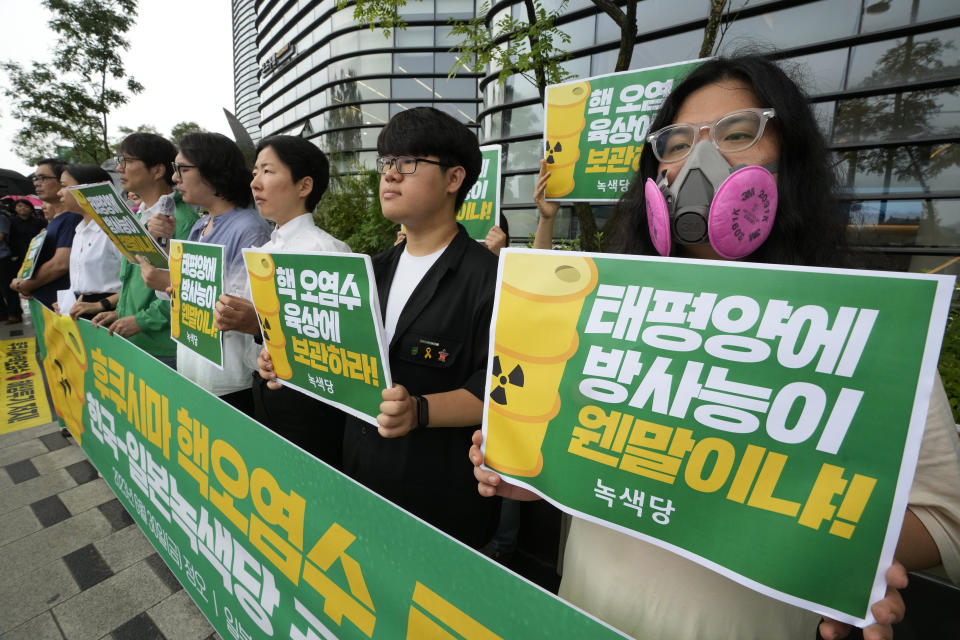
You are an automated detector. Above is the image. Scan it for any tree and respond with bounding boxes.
[314,166,397,255]
[170,121,205,144]
[109,123,159,153]
[2,0,142,164]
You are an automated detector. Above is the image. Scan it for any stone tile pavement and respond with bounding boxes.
[0,422,222,640]
[1,314,221,640]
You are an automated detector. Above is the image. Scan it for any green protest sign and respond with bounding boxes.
[482,249,953,626]
[16,229,46,279]
[543,59,703,202]
[243,250,392,425]
[69,182,168,267]
[456,144,501,240]
[31,299,624,640]
[170,240,224,368]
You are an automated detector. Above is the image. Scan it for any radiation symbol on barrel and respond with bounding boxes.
[489,355,524,405]
[545,140,563,165]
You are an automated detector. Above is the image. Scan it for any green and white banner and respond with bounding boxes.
[170,240,224,368]
[243,250,392,426]
[69,182,168,268]
[481,249,954,626]
[32,299,625,640]
[456,144,501,241]
[16,228,46,279]
[543,59,703,202]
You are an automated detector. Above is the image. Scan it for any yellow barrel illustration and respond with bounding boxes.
[169,242,183,339]
[246,252,292,379]
[485,253,598,476]
[545,81,591,198]
[41,307,88,443]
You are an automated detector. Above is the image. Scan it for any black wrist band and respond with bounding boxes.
[413,395,429,431]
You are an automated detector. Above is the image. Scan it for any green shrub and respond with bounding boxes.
[313,165,397,256]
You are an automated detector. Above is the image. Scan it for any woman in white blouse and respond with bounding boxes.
[57,164,123,320]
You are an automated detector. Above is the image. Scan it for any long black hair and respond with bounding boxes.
[607,54,847,267]
[178,132,253,208]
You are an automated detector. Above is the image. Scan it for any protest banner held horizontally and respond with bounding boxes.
[69,182,168,268]
[481,248,954,627]
[243,249,392,425]
[31,299,626,639]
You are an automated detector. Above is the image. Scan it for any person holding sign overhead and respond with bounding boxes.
[92,133,199,368]
[472,54,960,639]
[140,132,271,416]
[248,135,352,466]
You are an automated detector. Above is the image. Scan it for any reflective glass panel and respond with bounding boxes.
[719,0,859,52]
[846,27,960,91]
[502,103,544,137]
[506,138,543,171]
[831,88,960,145]
[835,144,960,196]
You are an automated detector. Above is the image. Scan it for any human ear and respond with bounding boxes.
[445,166,466,196]
[297,176,313,200]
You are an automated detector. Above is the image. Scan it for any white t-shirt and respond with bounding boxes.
[68,217,122,294]
[383,246,444,345]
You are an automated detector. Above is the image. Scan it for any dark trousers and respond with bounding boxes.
[0,257,19,319]
[251,373,345,470]
[220,387,256,419]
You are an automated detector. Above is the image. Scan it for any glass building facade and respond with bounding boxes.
[233,0,263,142]
[236,0,960,273]
[249,0,479,173]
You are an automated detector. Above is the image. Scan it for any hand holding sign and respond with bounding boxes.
[214,294,259,335]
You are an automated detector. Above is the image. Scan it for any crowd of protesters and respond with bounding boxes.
[4,52,959,640]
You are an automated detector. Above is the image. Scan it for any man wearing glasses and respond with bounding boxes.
[91,133,198,368]
[9,158,80,308]
[340,107,500,549]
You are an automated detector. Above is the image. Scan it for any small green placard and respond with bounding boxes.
[244,249,392,425]
[70,182,168,268]
[170,240,224,368]
[16,229,46,280]
[543,59,704,202]
[456,144,501,240]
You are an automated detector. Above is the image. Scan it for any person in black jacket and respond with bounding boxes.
[260,107,501,548]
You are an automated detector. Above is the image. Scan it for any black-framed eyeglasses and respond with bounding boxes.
[31,174,57,183]
[115,154,141,169]
[646,107,776,164]
[170,161,197,178]
[375,156,447,175]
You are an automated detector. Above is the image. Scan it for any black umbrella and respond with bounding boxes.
[0,168,35,197]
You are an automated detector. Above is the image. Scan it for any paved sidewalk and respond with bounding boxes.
[0,315,220,640]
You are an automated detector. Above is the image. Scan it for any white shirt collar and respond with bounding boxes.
[270,213,313,244]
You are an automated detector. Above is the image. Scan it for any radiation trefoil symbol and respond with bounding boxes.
[490,356,524,405]
[545,140,563,164]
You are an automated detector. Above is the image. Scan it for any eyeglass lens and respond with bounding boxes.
[377,156,418,174]
[653,110,766,163]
